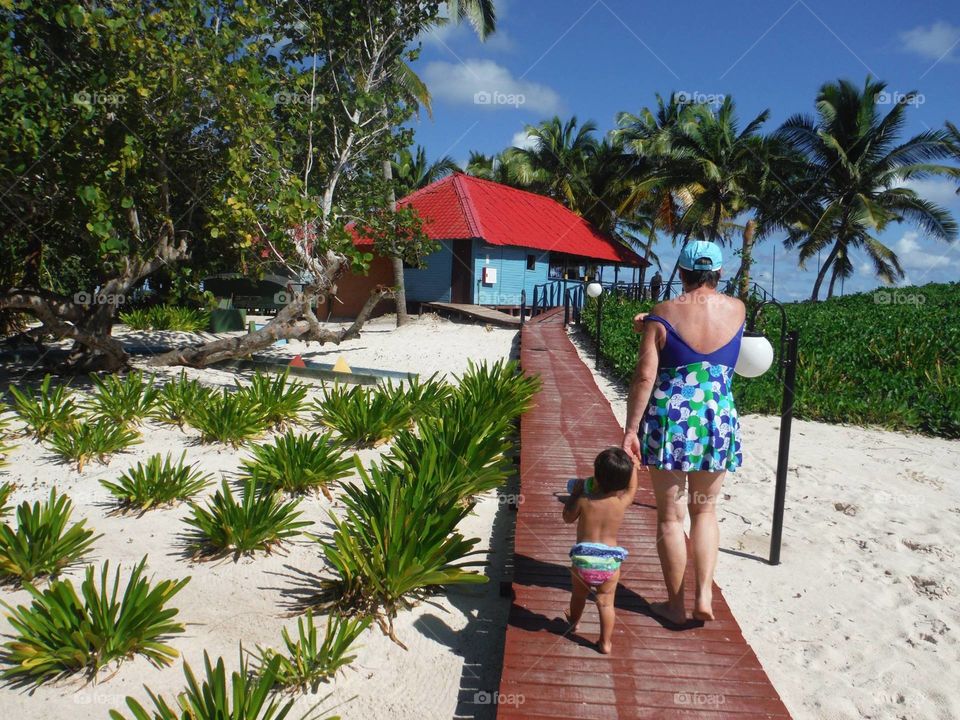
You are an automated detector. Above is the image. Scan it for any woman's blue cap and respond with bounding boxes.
[679,241,723,271]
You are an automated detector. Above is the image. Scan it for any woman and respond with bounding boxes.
[622,240,745,625]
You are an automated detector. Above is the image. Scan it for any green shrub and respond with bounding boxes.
[153,372,216,428]
[102,453,214,511]
[256,613,370,690]
[46,420,142,471]
[239,430,353,499]
[8,375,79,440]
[238,370,308,429]
[119,305,210,332]
[392,373,452,419]
[119,307,152,330]
[0,481,14,517]
[312,383,413,447]
[583,282,960,438]
[0,489,100,584]
[454,359,540,428]
[0,405,16,467]
[184,479,309,558]
[1,558,189,683]
[108,651,313,720]
[185,388,270,446]
[384,413,512,501]
[315,460,485,642]
[85,371,160,426]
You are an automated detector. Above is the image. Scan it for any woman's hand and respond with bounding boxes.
[622,429,641,460]
[632,312,648,333]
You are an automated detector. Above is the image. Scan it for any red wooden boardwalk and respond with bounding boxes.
[496,308,791,719]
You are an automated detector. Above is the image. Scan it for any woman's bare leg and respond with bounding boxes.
[687,470,726,621]
[648,468,687,624]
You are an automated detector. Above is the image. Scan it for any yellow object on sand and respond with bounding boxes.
[332,356,352,374]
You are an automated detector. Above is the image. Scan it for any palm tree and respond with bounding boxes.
[777,78,958,300]
[511,116,599,206]
[391,145,459,196]
[654,97,772,286]
[464,150,524,186]
[384,0,498,325]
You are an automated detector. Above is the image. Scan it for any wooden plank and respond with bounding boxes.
[421,301,521,327]
[495,308,791,719]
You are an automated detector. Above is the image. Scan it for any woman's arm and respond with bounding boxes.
[622,321,662,458]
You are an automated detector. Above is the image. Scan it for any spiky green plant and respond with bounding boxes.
[85,371,160,426]
[312,383,413,447]
[239,431,353,500]
[153,372,215,429]
[108,651,315,720]
[0,405,17,467]
[184,479,309,558]
[0,481,16,518]
[454,359,540,424]
[185,389,270,446]
[8,375,79,440]
[238,370,308,429]
[1,558,188,683]
[0,489,100,584]
[316,460,485,642]
[47,420,141,471]
[392,372,452,419]
[384,413,512,501]
[101,453,214,511]
[256,613,370,690]
[118,307,152,330]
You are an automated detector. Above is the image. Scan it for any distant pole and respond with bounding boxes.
[595,292,603,369]
[772,246,776,298]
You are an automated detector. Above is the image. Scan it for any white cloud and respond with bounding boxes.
[895,230,959,271]
[899,177,960,207]
[899,21,960,61]
[511,129,537,149]
[422,59,562,113]
[858,261,873,276]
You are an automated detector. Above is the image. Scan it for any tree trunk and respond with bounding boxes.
[148,286,393,367]
[638,226,656,286]
[737,219,756,301]
[666,229,692,289]
[827,266,840,299]
[810,241,842,301]
[382,159,408,326]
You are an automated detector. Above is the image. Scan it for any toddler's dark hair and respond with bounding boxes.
[593,447,633,493]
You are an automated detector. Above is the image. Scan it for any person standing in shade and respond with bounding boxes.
[649,270,662,302]
[622,241,745,625]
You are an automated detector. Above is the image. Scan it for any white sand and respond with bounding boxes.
[570,328,960,720]
[0,315,518,720]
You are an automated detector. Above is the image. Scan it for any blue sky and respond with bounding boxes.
[408,0,960,300]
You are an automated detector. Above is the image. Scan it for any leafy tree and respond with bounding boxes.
[777,78,958,300]
[391,145,460,197]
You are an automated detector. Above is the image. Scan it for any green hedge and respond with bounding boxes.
[582,283,960,439]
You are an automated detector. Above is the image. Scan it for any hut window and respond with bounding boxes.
[526,254,536,271]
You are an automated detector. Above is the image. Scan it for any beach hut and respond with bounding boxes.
[333,172,647,318]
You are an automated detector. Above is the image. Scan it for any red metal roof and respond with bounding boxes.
[353,173,645,266]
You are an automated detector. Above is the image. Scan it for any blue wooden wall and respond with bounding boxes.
[404,241,453,302]
[473,241,549,305]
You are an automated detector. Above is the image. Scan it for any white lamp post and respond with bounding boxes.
[735,333,775,377]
